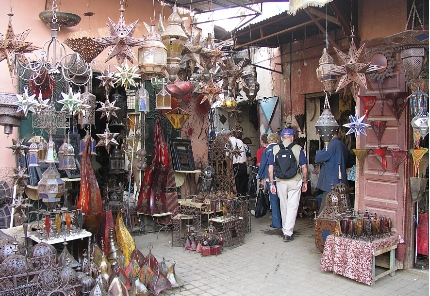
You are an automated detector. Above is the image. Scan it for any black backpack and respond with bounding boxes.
[274,143,298,179]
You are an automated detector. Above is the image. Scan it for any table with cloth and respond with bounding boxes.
[320,234,399,285]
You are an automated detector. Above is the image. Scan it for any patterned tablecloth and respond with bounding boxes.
[320,234,399,285]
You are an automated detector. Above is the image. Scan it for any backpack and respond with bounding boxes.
[274,143,299,179]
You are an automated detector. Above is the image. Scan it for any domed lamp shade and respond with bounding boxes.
[37,165,65,210]
[138,24,167,79]
[315,94,338,149]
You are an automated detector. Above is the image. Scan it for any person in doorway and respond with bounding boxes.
[268,128,308,242]
[256,133,268,167]
[314,129,354,213]
[223,130,248,196]
[257,132,282,228]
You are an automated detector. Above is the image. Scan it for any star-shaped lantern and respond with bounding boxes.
[343,109,371,138]
[114,61,140,89]
[96,66,116,93]
[11,166,30,186]
[96,96,121,121]
[58,88,86,116]
[14,87,38,116]
[93,3,143,64]
[0,12,39,77]
[334,30,384,98]
[34,92,51,113]
[181,29,203,72]
[198,80,222,105]
[96,126,119,153]
[7,138,28,156]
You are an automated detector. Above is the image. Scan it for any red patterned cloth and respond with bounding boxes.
[320,235,399,285]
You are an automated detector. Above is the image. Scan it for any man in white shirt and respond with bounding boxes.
[223,130,248,196]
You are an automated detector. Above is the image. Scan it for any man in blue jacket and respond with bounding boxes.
[315,130,353,213]
[257,133,281,228]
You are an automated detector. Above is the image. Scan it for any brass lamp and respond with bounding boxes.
[160,5,188,82]
[138,24,167,80]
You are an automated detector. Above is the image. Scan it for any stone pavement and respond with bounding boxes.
[133,213,429,296]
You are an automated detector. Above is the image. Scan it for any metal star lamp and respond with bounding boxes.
[342,108,371,138]
[93,0,144,64]
[0,10,39,78]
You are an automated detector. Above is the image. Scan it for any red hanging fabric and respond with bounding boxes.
[137,116,178,215]
[77,135,103,234]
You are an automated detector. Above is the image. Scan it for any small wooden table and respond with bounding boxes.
[320,234,399,285]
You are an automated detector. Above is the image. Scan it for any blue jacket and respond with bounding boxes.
[314,137,351,192]
[257,143,276,180]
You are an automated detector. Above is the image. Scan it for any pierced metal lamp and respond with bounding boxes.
[315,92,338,149]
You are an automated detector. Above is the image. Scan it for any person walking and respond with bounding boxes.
[268,128,308,242]
[314,130,353,213]
[223,130,248,196]
[257,133,282,228]
[256,133,268,167]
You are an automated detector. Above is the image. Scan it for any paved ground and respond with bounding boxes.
[133,212,429,296]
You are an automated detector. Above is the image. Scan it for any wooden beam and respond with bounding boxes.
[304,8,339,49]
[307,7,340,26]
[234,19,317,49]
[329,2,351,36]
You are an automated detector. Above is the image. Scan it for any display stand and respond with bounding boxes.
[320,234,399,285]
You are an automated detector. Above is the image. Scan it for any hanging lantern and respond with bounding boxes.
[384,2,429,84]
[45,136,58,163]
[316,48,339,94]
[80,132,97,155]
[315,93,338,149]
[28,142,39,167]
[135,87,149,113]
[37,137,48,161]
[128,112,140,132]
[0,92,25,135]
[57,139,67,170]
[37,165,65,210]
[411,113,429,139]
[138,24,167,79]
[78,88,96,126]
[110,148,125,174]
[408,86,428,117]
[62,140,77,170]
[155,87,172,110]
[160,5,188,82]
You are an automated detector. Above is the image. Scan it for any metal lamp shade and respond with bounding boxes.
[37,165,65,210]
[138,25,167,79]
[400,47,425,81]
[315,107,338,148]
[0,92,25,135]
[410,177,428,202]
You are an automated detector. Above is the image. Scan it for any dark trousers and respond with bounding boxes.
[233,163,248,195]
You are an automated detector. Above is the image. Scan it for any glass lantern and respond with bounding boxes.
[45,136,58,163]
[161,5,188,82]
[78,88,96,126]
[38,138,48,162]
[28,142,39,167]
[316,48,339,94]
[138,24,167,79]
[135,86,149,113]
[57,139,67,169]
[62,140,77,171]
[110,148,125,174]
[37,165,65,211]
[155,87,172,110]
